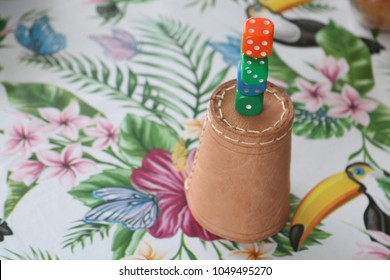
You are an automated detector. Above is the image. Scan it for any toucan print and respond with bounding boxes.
[0,219,13,242]
[247,1,385,54]
[289,162,390,251]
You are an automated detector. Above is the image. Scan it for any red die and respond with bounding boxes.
[242,17,274,59]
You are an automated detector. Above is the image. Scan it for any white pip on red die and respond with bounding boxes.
[242,17,274,59]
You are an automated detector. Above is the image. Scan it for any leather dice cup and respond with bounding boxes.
[185,80,294,242]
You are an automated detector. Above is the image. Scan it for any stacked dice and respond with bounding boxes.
[235,17,274,116]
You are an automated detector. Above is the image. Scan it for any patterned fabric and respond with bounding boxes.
[0,0,389,260]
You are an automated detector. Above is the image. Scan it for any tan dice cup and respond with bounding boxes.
[185,79,294,242]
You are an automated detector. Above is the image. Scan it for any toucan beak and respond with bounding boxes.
[289,171,363,251]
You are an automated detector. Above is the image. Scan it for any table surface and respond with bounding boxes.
[0,0,389,260]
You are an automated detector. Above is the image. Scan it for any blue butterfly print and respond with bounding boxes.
[15,15,66,55]
[84,187,159,230]
[208,35,241,66]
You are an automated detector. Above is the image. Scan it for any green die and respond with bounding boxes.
[235,89,264,116]
[241,53,268,85]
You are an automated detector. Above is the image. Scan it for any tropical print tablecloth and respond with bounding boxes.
[0,0,389,260]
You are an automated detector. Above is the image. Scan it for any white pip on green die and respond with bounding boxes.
[240,53,268,85]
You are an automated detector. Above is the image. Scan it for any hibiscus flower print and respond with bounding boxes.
[130,144,219,241]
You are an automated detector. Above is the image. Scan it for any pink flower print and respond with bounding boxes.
[327,85,378,126]
[225,242,277,260]
[11,160,44,186]
[37,143,98,189]
[354,243,390,260]
[367,230,390,247]
[316,56,349,84]
[293,78,333,112]
[84,118,119,149]
[131,149,219,241]
[125,242,168,260]
[2,121,46,159]
[354,230,390,260]
[38,102,90,140]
